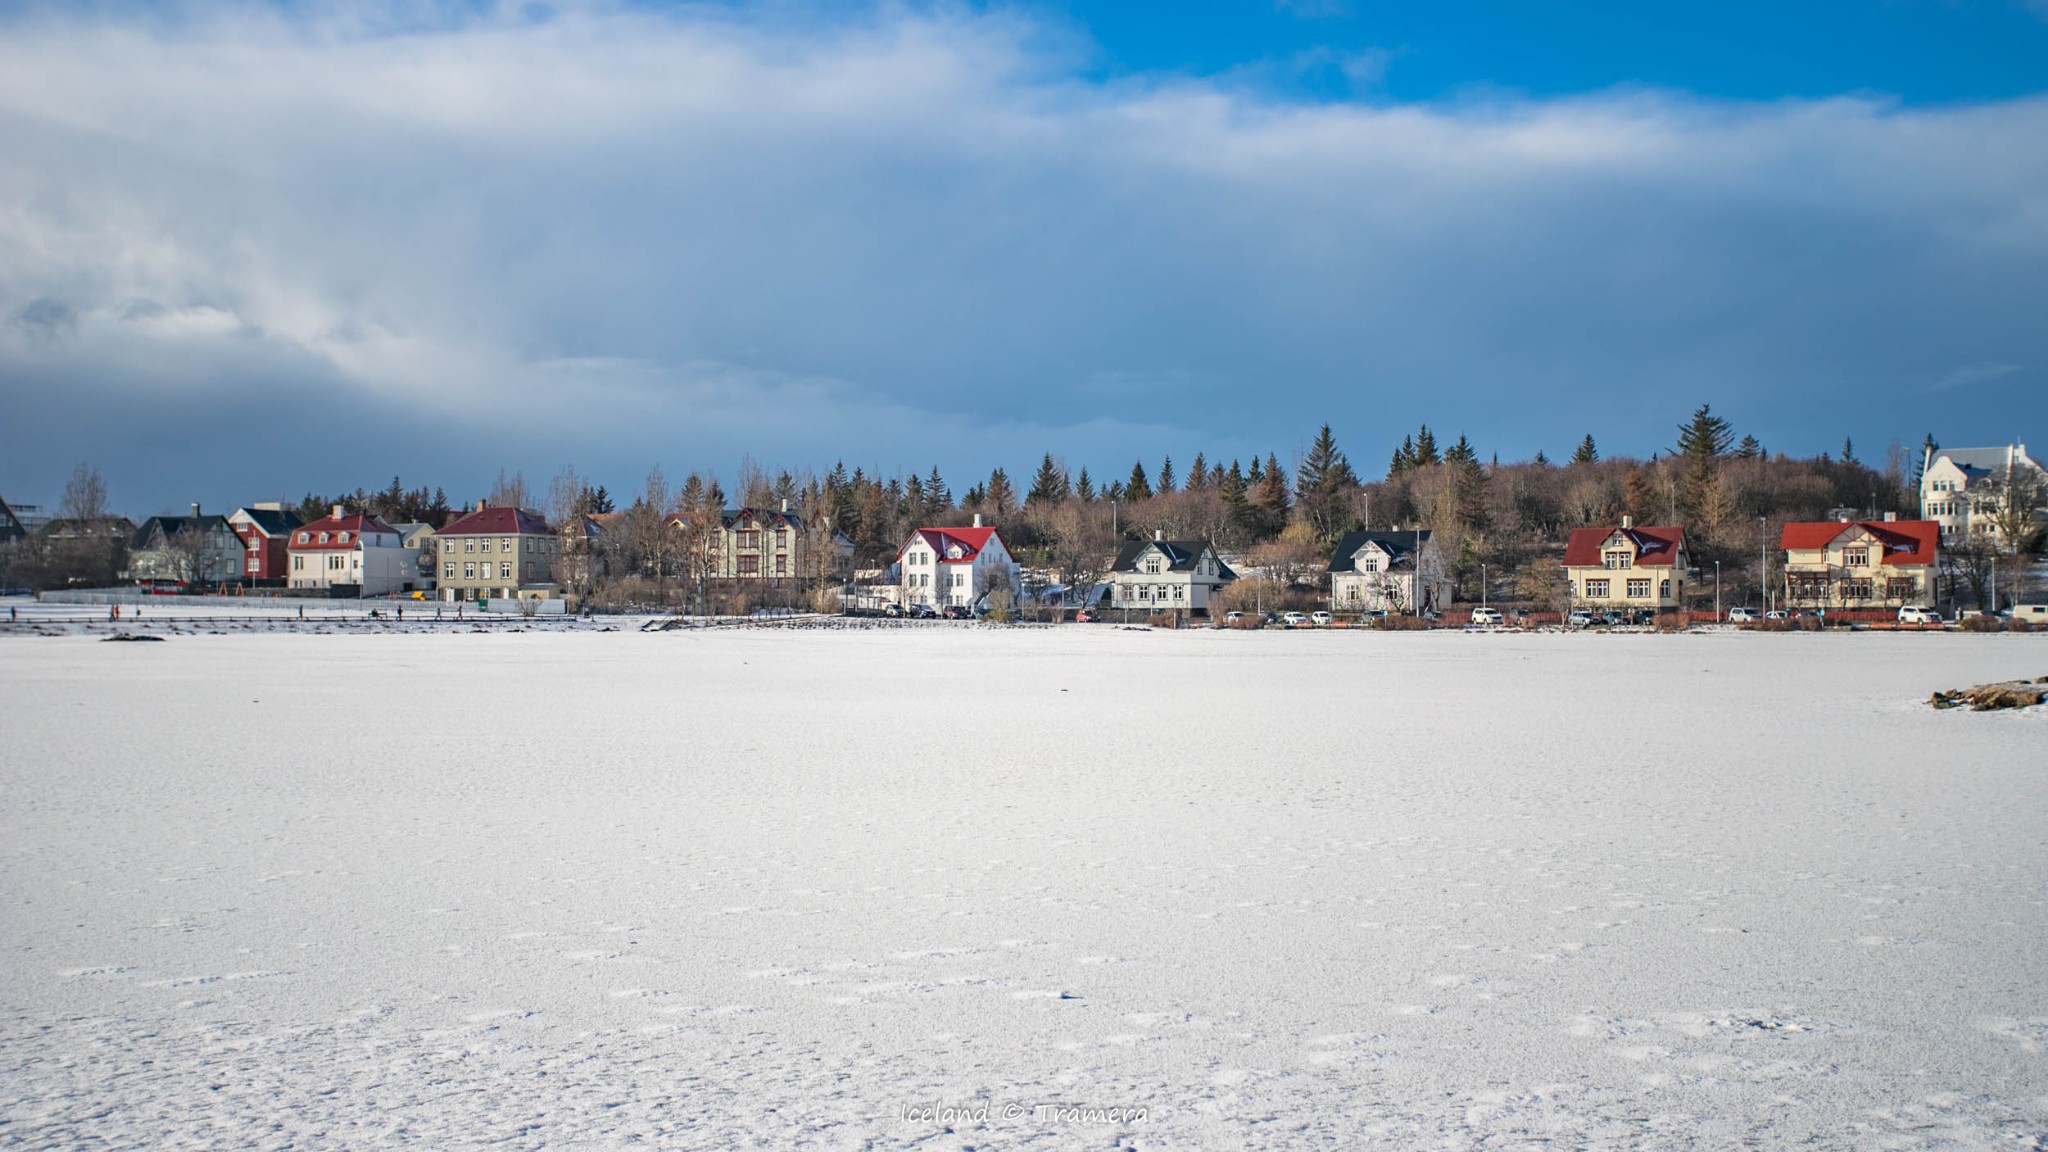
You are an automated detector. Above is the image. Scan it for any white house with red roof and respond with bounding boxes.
[1562,518,1689,611]
[287,506,419,596]
[897,516,1021,610]
[1780,516,1938,610]
[433,503,560,601]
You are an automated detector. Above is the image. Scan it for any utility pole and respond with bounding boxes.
[1715,559,1721,620]
[1759,516,1768,614]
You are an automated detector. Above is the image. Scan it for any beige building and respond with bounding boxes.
[435,503,559,601]
[1780,517,1939,610]
[1919,442,2043,544]
[675,505,854,584]
[1562,520,1690,611]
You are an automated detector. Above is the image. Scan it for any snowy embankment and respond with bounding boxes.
[1,629,2044,1149]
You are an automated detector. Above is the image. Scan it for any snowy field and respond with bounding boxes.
[3,628,2045,1150]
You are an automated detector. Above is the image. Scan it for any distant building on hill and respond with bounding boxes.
[1779,516,1938,611]
[1562,519,1689,612]
[1920,442,2044,543]
[1327,529,1450,614]
[1108,533,1235,616]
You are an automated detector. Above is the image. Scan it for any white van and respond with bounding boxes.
[1469,607,1503,626]
[1898,605,1942,625]
[2009,603,2048,622]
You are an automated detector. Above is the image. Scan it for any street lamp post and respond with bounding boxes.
[1481,562,1488,609]
[1759,517,1769,614]
[1715,560,1721,621]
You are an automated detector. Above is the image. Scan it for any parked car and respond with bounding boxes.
[908,602,938,619]
[1726,606,1759,622]
[1764,609,1791,620]
[1224,610,1245,622]
[942,605,972,620]
[1280,611,1310,627]
[1075,609,1100,623]
[1567,610,1595,626]
[1310,611,1333,627]
[1469,607,1503,626]
[1897,605,1942,625]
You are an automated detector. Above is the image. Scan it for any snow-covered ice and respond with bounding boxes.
[2,627,2045,1148]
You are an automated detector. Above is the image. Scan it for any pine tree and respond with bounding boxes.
[1443,435,1478,465]
[924,467,951,518]
[1026,453,1070,506]
[984,468,1018,517]
[1841,437,1857,465]
[1676,403,1733,459]
[1075,468,1096,503]
[1570,435,1598,465]
[1295,424,1360,542]
[1186,452,1210,492]
[1249,453,1291,538]
[1532,449,1550,466]
[1125,461,1152,501]
[1157,456,1177,495]
[1734,435,1761,460]
[1414,426,1440,466]
[1389,435,1415,477]
[1209,460,1226,488]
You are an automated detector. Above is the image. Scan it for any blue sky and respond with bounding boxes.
[1,0,2044,513]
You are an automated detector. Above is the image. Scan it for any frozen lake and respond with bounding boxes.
[3,628,2045,1148]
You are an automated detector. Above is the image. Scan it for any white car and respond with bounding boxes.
[1469,607,1503,626]
[1310,611,1333,627]
[1280,611,1309,627]
[1727,606,1759,623]
[1897,605,1942,625]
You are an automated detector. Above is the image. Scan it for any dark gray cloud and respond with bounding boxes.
[1,4,2044,512]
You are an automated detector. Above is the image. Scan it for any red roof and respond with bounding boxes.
[1780,520,1938,566]
[900,526,1000,563]
[438,506,554,537]
[1562,524,1686,568]
[289,513,399,551]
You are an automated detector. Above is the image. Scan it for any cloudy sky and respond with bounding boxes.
[2,0,2045,514]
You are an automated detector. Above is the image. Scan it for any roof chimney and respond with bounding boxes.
[190,502,201,517]
[1883,511,1898,522]
[781,498,789,513]
[477,499,487,512]
[973,513,983,528]
[1621,514,1632,529]
[1154,529,1163,541]
[331,504,344,521]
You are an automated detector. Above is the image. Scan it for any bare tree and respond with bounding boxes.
[61,462,109,522]
[489,469,531,510]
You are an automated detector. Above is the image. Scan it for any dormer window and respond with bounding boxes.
[947,545,964,559]
[318,532,329,544]
[298,532,309,543]
[1603,551,1632,569]
[339,532,350,544]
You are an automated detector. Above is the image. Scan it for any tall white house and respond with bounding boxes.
[1920,442,2043,542]
[897,516,1021,609]
[287,507,421,596]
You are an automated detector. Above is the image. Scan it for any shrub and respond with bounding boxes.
[1960,614,2004,633]
[1226,613,1266,630]
[1374,615,1432,631]
[2009,617,2032,633]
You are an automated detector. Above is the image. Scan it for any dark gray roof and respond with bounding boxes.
[233,506,302,535]
[130,514,234,550]
[1109,538,1234,577]
[0,497,22,543]
[1328,530,1433,574]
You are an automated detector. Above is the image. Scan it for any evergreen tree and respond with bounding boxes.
[1570,435,1599,465]
[1125,461,1152,501]
[924,467,951,518]
[1414,425,1440,466]
[1249,453,1291,538]
[1247,456,1265,484]
[1676,403,1733,458]
[1841,437,1857,465]
[1532,449,1550,466]
[1157,456,1176,494]
[1209,460,1226,488]
[1389,435,1415,478]
[1075,468,1096,503]
[984,468,1018,517]
[1443,435,1478,465]
[1734,435,1762,460]
[1295,424,1361,542]
[1026,453,1070,506]
[1186,452,1210,492]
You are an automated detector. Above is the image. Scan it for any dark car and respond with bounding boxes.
[883,603,904,618]
[942,605,972,620]
[909,603,938,619]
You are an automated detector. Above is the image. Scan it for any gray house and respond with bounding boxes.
[1107,533,1236,616]
[127,508,243,585]
[1328,530,1451,614]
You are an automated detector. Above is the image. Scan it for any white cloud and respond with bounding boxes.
[0,1,2045,502]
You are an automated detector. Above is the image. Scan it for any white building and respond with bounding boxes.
[1327,530,1452,614]
[897,517,1021,609]
[1107,533,1235,616]
[1920,442,2044,543]
[287,507,421,596]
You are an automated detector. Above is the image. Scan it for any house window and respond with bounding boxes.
[777,528,789,548]
[292,555,304,571]
[1659,579,1671,598]
[1841,578,1874,600]
[1144,558,1161,574]
[297,532,309,543]
[318,532,329,544]
[464,562,476,579]
[444,540,455,554]
[500,538,512,553]
[775,555,787,575]
[1626,578,1650,598]
[739,555,759,575]
[1843,547,1870,567]
[1586,578,1610,598]
[1172,585,1184,599]
[1603,552,1631,569]
[499,562,512,580]
[444,563,455,579]
[738,530,760,549]
[464,539,475,553]
[1885,578,1916,600]
[339,532,350,544]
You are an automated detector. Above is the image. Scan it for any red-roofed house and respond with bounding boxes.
[434,502,559,601]
[287,506,418,596]
[1780,516,1938,610]
[228,503,303,584]
[897,516,1021,610]
[1562,519,1690,612]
